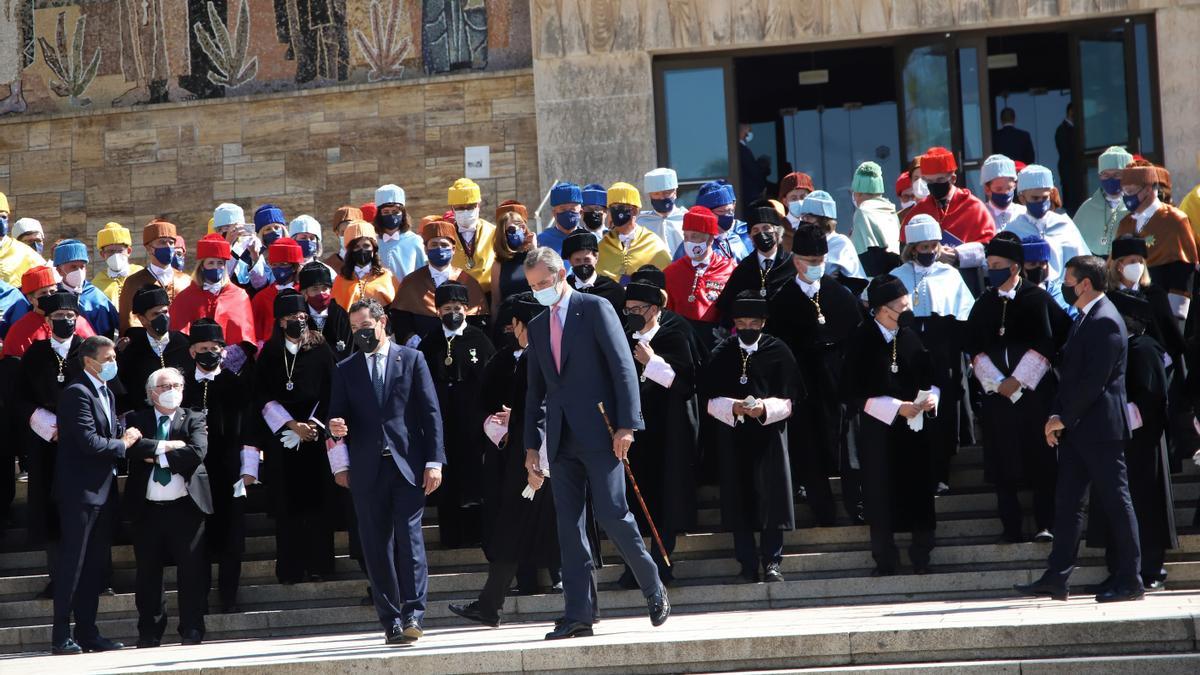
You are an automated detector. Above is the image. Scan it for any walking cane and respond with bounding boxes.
[598,402,671,567]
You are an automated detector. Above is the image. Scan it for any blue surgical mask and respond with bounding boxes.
[1122,193,1141,212]
[987,268,1012,289]
[297,238,318,259]
[262,230,282,248]
[555,210,580,231]
[0,216,7,238]
[377,213,403,231]
[171,252,185,271]
[1101,177,1123,197]
[1026,200,1051,220]
[34,241,44,254]
[803,262,825,283]
[716,214,735,232]
[428,247,453,268]
[153,246,174,266]
[609,206,633,227]
[788,200,804,218]
[202,267,226,284]
[989,191,1013,208]
[98,360,119,382]
[533,281,562,307]
[915,251,938,267]
[272,266,295,284]
[650,197,675,214]
[505,230,526,249]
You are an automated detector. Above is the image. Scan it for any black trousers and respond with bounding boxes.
[134,497,208,639]
[52,495,114,644]
[996,476,1056,540]
[733,529,784,571]
[201,495,246,611]
[870,525,934,572]
[274,506,334,583]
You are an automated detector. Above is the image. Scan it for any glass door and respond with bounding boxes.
[653,59,736,206]
[1072,26,1134,202]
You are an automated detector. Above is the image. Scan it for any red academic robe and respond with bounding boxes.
[170,282,257,346]
[250,284,296,346]
[901,187,996,245]
[1,312,96,358]
[664,253,735,323]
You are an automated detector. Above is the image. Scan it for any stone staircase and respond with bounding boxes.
[1,445,1198,657]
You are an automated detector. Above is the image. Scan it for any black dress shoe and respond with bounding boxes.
[647,589,670,627]
[550,580,564,593]
[51,638,83,655]
[449,601,501,628]
[384,624,411,646]
[1083,575,1116,595]
[180,629,203,646]
[135,637,160,649]
[401,618,423,642]
[617,567,639,590]
[1014,578,1068,601]
[737,566,759,583]
[763,563,785,583]
[99,587,116,597]
[79,636,125,652]
[1145,579,1167,592]
[1096,586,1145,603]
[545,620,593,640]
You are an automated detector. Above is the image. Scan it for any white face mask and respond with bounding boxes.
[63,268,86,289]
[1122,262,1146,284]
[156,388,183,410]
[900,200,917,211]
[685,241,709,260]
[455,208,480,229]
[105,252,130,275]
[912,178,930,200]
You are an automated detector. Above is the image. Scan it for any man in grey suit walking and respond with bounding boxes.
[522,246,670,639]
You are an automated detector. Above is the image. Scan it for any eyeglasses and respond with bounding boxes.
[622,304,652,315]
[153,383,184,391]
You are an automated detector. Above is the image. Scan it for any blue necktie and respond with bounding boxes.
[152,415,172,486]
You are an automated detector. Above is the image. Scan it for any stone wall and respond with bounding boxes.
[0,69,539,261]
[532,0,1200,199]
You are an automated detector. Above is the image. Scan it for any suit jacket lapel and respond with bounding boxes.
[382,342,404,406]
[558,291,581,371]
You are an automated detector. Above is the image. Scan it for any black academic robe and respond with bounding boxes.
[477,349,559,566]
[1087,334,1177,550]
[116,328,193,413]
[419,324,496,548]
[18,337,85,545]
[570,275,625,316]
[964,281,1071,487]
[715,250,795,327]
[628,322,699,536]
[311,301,354,363]
[767,276,863,509]
[701,335,799,532]
[840,321,937,533]
[184,363,252,558]
[913,311,967,478]
[0,357,17,534]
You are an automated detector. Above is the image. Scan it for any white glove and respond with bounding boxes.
[521,484,536,500]
[1192,449,1200,468]
[280,429,302,449]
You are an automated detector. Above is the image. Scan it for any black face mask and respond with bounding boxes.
[572,263,595,281]
[582,211,605,231]
[752,231,776,253]
[51,317,76,340]
[354,327,380,353]
[895,309,916,329]
[928,181,952,201]
[195,350,223,371]
[502,332,520,351]
[1022,266,1048,285]
[377,213,404,231]
[609,206,633,227]
[441,311,465,331]
[1061,282,1080,307]
[149,313,170,336]
[350,249,374,266]
[284,318,306,340]
[737,328,762,346]
[623,313,646,335]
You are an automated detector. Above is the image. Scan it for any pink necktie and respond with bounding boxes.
[550,304,563,372]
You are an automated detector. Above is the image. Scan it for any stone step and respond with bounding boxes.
[749,653,1200,673]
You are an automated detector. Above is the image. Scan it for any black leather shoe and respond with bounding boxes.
[79,636,125,652]
[737,566,759,583]
[1096,586,1145,603]
[449,601,500,628]
[545,620,593,640]
[135,637,160,649]
[401,618,423,642]
[617,567,639,590]
[51,638,82,655]
[99,587,116,597]
[1014,579,1068,601]
[763,563,785,583]
[180,629,203,646]
[384,624,410,646]
[647,588,670,627]
[1145,579,1166,592]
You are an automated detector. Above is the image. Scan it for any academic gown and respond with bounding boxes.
[250,284,296,346]
[309,301,354,362]
[768,275,863,523]
[1,311,95,358]
[840,321,937,533]
[391,266,490,343]
[477,349,559,567]
[419,325,496,549]
[170,282,257,347]
[116,328,193,413]
[18,337,85,546]
[628,323,699,537]
[1115,203,1198,298]
[965,281,1070,489]
[568,275,624,316]
[901,187,996,245]
[701,335,799,532]
[1087,333,1177,553]
[716,250,796,325]
[1123,284,1188,473]
[0,284,124,340]
[0,356,19,532]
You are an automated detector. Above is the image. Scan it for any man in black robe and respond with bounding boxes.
[299,262,354,362]
[768,223,863,526]
[564,231,624,314]
[1088,290,1176,591]
[418,281,496,548]
[615,281,697,588]
[702,291,798,582]
[841,275,939,575]
[250,289,338,584]
[717,203,795,321]
[184,319,253,613]
[117,286,192,413]
[966,232,1071,544]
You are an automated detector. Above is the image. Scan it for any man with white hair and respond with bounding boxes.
[122,367,212,647]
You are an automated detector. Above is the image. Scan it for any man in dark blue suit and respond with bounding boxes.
[522,247,670,639]
[1016,255,1143,603]
[327,298,445,646]
[992,108,1036,165]
[51,336,143,654]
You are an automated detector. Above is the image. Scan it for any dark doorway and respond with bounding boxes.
[987,33,1072,187]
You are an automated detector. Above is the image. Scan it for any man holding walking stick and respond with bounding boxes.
[522,247,671,640]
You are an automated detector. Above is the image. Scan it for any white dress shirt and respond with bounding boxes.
[430,265,451,287]
[631,323,676,388]
[1132,198,1161,233]
[147,330,170,356]
[146,408,189,501]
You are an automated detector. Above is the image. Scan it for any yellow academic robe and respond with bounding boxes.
[597,226,672,283]
[92,264,145,307]
[450,219,497,290]
[332,269,400,309]
[0,237,45,287]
